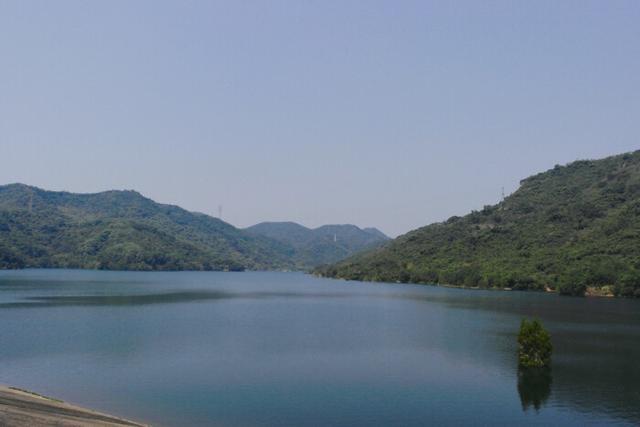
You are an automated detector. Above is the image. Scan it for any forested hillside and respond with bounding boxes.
[0,184,293,271]
[316,151,640,297]
[245,222,388,268]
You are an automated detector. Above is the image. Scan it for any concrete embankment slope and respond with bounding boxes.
[0,386,147,426]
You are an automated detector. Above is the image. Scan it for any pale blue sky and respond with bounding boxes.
[1,1,638,237]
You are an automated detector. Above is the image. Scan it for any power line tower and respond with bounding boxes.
[501,186,505,200]
[218,205,223,220]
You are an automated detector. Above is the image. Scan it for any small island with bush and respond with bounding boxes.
[518,319,552,368]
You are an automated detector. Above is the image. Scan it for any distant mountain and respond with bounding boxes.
[0,184,293,271]
[362,227,389,240]
[316,150,640,297]
[245,222,389,268]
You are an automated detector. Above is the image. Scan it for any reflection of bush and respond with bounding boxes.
[518,367,552,412]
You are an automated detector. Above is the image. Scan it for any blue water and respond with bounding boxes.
[0,270,638,426]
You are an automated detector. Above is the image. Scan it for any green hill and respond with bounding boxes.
[245,222,389,268]
[316,151,640,297]
[0,184,293,271]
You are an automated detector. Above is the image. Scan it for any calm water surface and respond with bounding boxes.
[0,270,638,426]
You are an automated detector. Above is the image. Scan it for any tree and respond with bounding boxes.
[518,319,552,368]
[557,269,587,296]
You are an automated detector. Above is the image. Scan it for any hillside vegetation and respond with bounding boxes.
[0,184,293,271]
[245,222,388,268]
[316,151,640,297]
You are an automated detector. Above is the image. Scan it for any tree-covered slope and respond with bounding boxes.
[316,151,640,297]
[245,222,389,268]
[0,184,293,271]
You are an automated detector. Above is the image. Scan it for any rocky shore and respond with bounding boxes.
[0,386,147,427]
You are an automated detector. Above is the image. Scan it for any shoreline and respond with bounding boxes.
[0,268,625,298]
[316,275,624,298]
[0,385,147,427]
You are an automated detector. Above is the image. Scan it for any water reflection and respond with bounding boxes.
[0,290,358,308]
[1,270,639,425]
[0,291,230,308]
[518,367,552,412]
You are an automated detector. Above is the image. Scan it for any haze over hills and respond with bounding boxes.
[0,184,385,272]
[245,222,389,268]
[316,150,640,297]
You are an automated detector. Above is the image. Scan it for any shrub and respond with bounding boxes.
[518,319,552,368]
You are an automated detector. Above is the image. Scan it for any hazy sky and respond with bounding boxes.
[1,1,638,237]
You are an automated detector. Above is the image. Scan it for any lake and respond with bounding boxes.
[0,269,638,426]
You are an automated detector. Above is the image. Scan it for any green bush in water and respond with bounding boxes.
[518,319,552,368]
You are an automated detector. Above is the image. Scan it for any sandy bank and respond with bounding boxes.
[0,386,147,426]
